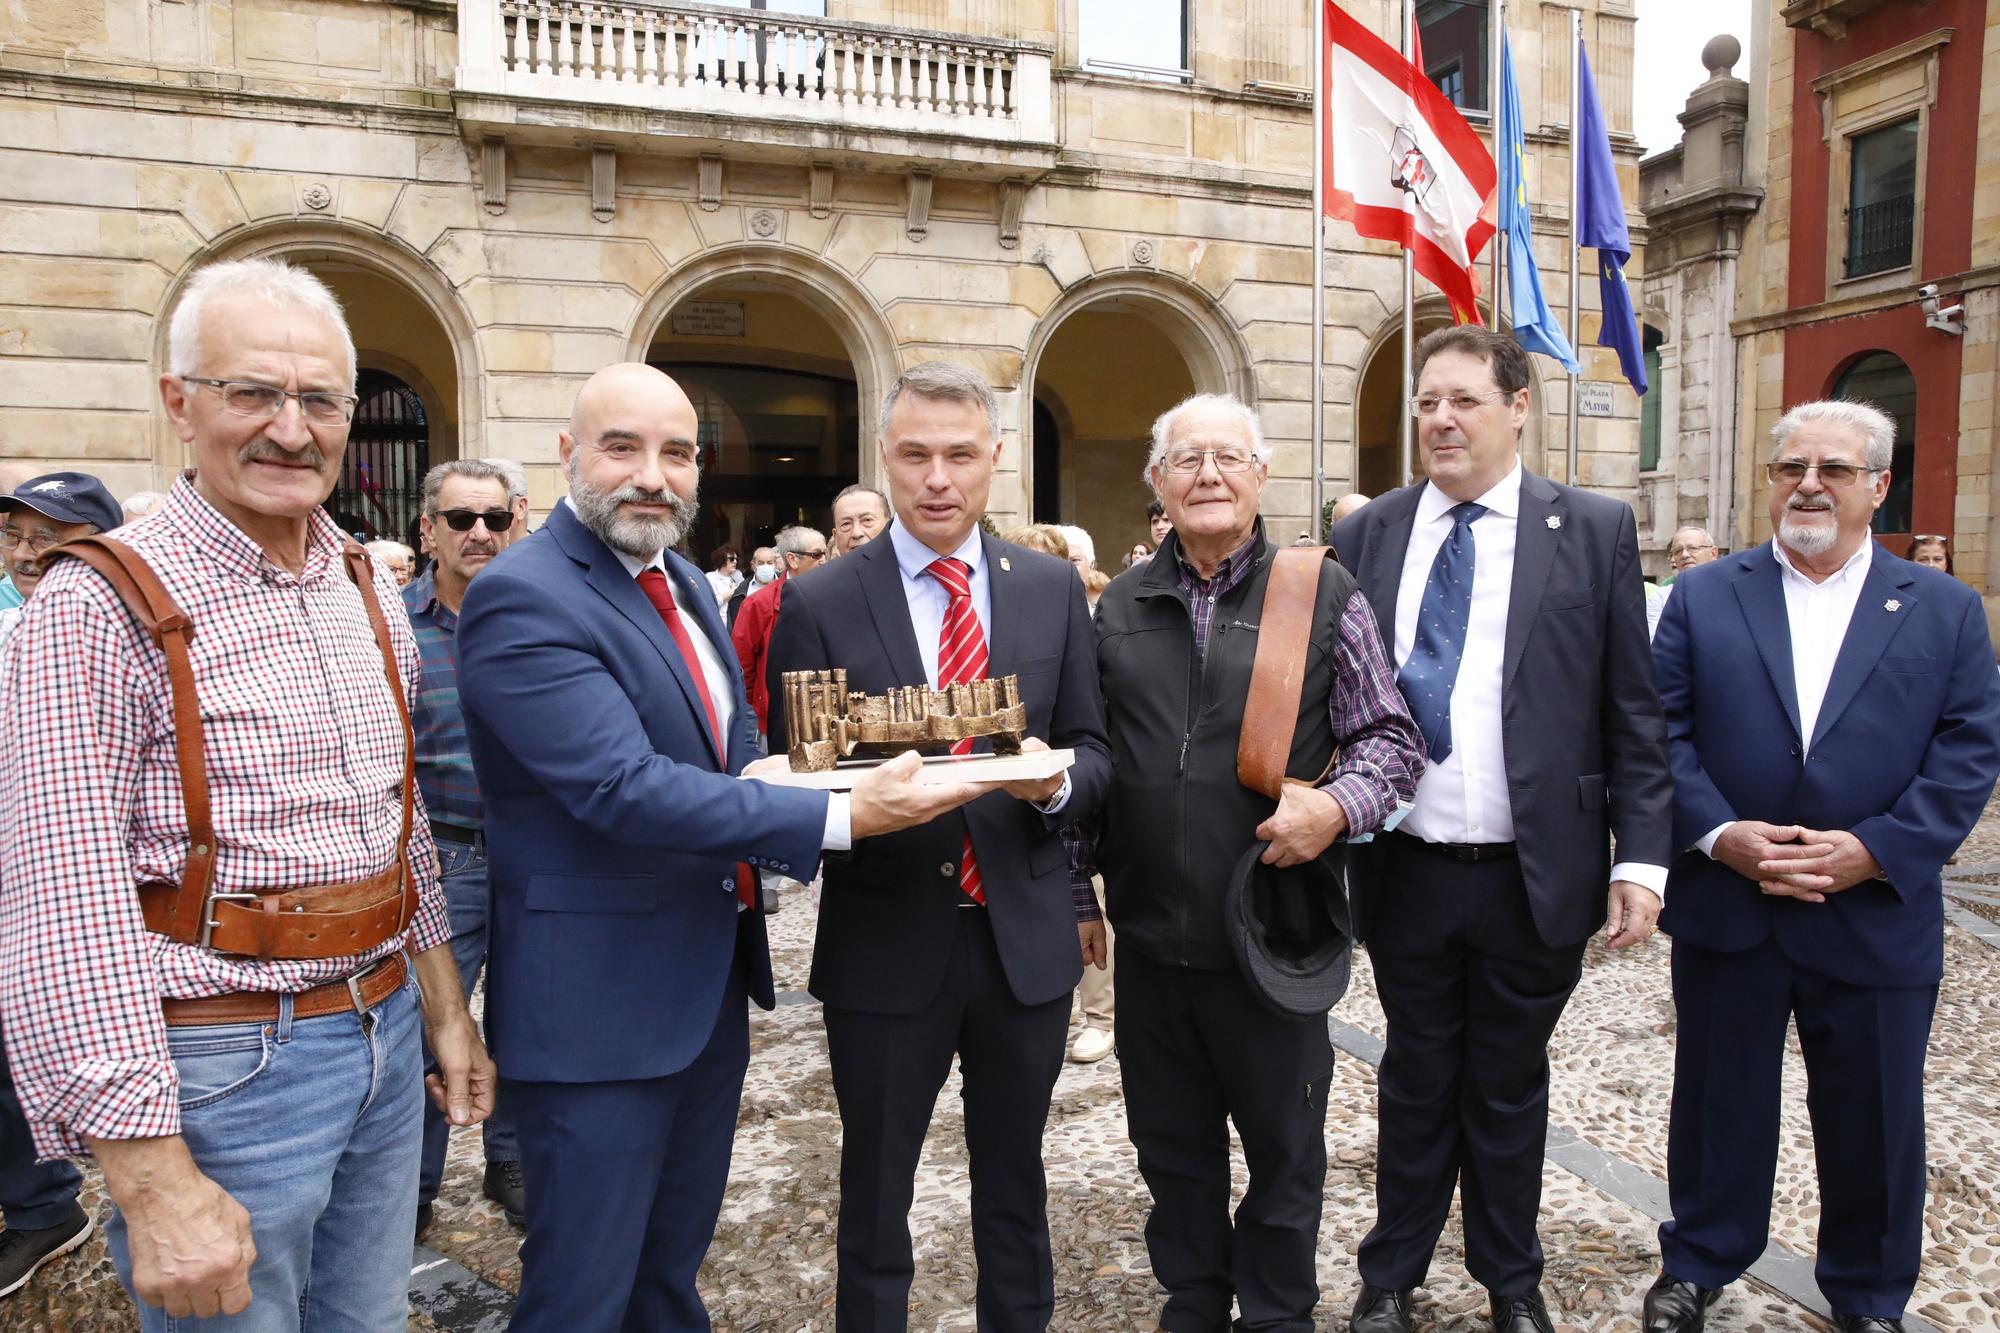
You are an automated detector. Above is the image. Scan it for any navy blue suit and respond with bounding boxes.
[1653,542,2000,1319]
[458,502,830,1332]
[766,529,1111,1333]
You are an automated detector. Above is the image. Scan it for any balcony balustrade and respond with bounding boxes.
[455,0,1056,164]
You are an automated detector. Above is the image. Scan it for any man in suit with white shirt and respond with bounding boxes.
[766,360,1112,1333]
[1642,401,2000,1333]
[455,363,987,1331]
[1333,326,1673,1333]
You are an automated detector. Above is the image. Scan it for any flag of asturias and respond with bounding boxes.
[1321,0,1496,325]
[1575,43,1647,395]
[1497,35,1579,372]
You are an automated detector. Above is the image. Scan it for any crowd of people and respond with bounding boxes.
[0,258,1995,1333]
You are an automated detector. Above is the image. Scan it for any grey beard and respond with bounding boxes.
[1778,509,1838,558]
[568,472,697,557]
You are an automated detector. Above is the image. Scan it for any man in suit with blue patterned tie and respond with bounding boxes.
[1642,400,2000,1333]
[456,363,987,1332]
[1333,326,1672,1333]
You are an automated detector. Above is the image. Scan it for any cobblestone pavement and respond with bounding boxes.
[8,792,2000,1331]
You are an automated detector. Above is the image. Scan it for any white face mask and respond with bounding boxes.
[754,563,777,583]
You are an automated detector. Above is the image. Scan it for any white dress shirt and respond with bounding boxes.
[1696,537,1873,857]
[885,520,1070,812]
[1392,464,1664,896]
[589,511,851,852]
[887,520,991,688]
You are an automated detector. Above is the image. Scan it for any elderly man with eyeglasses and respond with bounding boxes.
[401,459,533,1240]
[1643,401,2000,1333]
[0,257,494,1329]
[1095,394,1422,1333]
[0,470,121,1303]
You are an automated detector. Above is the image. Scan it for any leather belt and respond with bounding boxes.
[140,860,413,964]
[1387,829,1519,863]
[429,820,481,846]
[160,952,408,1028]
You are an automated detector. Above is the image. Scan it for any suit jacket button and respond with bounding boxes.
[941,862,956,877]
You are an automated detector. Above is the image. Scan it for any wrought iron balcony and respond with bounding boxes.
[1843,192,1914,278]
[455,0,1056,170]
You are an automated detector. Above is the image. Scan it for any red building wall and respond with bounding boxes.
[1780,0,1979,542]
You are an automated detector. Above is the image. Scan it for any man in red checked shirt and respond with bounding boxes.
[0,257,494,1329]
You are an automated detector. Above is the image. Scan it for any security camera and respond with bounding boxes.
[1920,283,1964,336]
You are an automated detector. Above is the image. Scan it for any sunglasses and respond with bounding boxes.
[435,508,516,533]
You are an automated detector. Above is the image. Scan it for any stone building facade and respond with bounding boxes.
[1718,0,2000,629]
[1638,35,1762,568]
[0,0,1649,561]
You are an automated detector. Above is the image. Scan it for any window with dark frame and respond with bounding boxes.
[1843,117,1917,279]
[1638,326,1665,472]
[1831,350,1916,535]
[1416,0,1488,114]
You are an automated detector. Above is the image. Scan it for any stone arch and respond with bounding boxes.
[1350,300,1550,493]
[150,220,482,477]
[626,244,899,468]
[1019,270,1256,536]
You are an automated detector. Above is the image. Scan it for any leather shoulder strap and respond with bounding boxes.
[342,544,418,933]
[45,535,215,941]
[1237,545,1339,800]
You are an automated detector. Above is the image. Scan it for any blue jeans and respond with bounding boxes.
[107,973,425,1333]
[419,837,517,1206]
[0,1018,82,1228]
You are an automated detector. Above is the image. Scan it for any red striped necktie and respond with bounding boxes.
[637,567,757,910]
[926,557,987,906]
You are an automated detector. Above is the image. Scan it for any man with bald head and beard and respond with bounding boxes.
[456,363,990,1332]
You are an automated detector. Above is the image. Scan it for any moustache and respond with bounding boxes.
[240,438,329,470]
[611,486,687,513]
[458,542,498,559]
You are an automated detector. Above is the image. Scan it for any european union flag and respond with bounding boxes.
[1577,44,1647,396]
[1498,36,1578,373]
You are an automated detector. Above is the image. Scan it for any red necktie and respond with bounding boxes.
[638,568,757,909]
[926,558,987,906]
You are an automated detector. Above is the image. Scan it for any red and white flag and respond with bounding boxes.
[1321,0,1497,324]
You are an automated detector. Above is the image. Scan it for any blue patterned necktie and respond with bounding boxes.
[1396,501,1487,762]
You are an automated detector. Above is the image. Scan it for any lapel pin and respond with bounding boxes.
[1546,514,1562,530]
[1000,557,1011,572]
[1885,598,1901,612]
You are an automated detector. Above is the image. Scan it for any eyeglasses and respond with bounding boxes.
[1911,534,1950,545]
[435,508,516,533]
[0,526,63,555]
[1161,447,1259,474]
[1409,389,1513,416]
[183,377,358,426]
[796,548,828,560]
[1765,460,1882,487]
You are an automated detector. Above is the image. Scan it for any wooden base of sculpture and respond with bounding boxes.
[782,668,1028,772]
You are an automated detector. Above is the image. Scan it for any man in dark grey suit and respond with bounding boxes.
[767,360,1112,1333]
[1333,326,1673,1333]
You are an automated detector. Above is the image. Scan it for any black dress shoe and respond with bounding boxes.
[1488,1291,1554,1333]
[483,1159,526,1228]
[414,1201,434,1241]
[1642,1273,1723,1333]
[1832,1317,1905,1333]
[1350,1284,1415,1333]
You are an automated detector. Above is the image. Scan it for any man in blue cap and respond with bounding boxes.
[0,468,121,1301]
[0,472,125,644]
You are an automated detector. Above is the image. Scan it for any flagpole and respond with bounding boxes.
[1311,0,1326,541]
[1400,0,1416,487]
[1488,1,1505,326]
[1566,7,1582,485]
